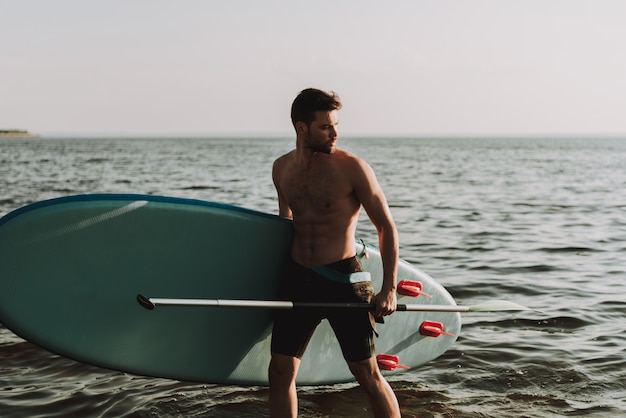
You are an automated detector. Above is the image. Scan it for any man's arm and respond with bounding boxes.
[272,158,293,219]
[352,158,399,317]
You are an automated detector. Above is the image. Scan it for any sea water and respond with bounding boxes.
[1,136,625,417]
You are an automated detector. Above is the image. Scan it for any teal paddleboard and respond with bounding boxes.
[0,194,461,385]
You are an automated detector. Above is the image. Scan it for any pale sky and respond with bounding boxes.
[2,0,626,136]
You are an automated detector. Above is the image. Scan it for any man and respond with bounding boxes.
[269,88,400,418]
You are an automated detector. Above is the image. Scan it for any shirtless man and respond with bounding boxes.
[269,88,400,418]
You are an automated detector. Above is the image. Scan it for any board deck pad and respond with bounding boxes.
[0,194,461,385]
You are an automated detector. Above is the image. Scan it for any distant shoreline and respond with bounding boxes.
[0,130,39,138]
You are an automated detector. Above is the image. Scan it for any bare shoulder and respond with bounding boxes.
[333,148,368,168]
[273,150,295,165]
[334,149,376,180]
[273,150,295,174]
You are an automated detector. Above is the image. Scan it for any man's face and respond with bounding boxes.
[304,110,339,154]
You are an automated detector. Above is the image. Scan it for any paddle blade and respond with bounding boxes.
[468,300,531,312]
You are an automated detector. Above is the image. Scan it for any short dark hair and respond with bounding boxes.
[291,88,342,127]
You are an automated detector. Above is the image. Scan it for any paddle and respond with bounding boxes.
[136,294,530,313]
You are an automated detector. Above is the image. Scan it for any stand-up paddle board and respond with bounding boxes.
[0,194,461,385]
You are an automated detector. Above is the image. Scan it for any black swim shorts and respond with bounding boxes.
[270,255,376,362]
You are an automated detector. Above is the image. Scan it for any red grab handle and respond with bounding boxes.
[419,321,455,338]
[397,280,432,298]
[376,354,409,371]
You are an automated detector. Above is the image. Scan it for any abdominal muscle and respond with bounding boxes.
[290,209,360,268]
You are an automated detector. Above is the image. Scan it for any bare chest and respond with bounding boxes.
[282,164,350,213]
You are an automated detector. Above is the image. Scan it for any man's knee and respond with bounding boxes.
[269,353,300,386]
[347,357,380,385]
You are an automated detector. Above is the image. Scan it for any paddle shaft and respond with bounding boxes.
[137,295,471,312]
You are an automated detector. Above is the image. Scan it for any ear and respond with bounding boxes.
[295,121,308,135]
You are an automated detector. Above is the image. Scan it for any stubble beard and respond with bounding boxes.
[305,133,335,155]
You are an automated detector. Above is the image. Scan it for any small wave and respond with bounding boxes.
[469,316,593,331]
[597,299,626,315]
[512,202,577,210]
[0,198,16,206]
[469,230,515,237]
[51,188,77,193]
[469,264,561,274]
[537,246,601,253]
[180,185,221,191]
